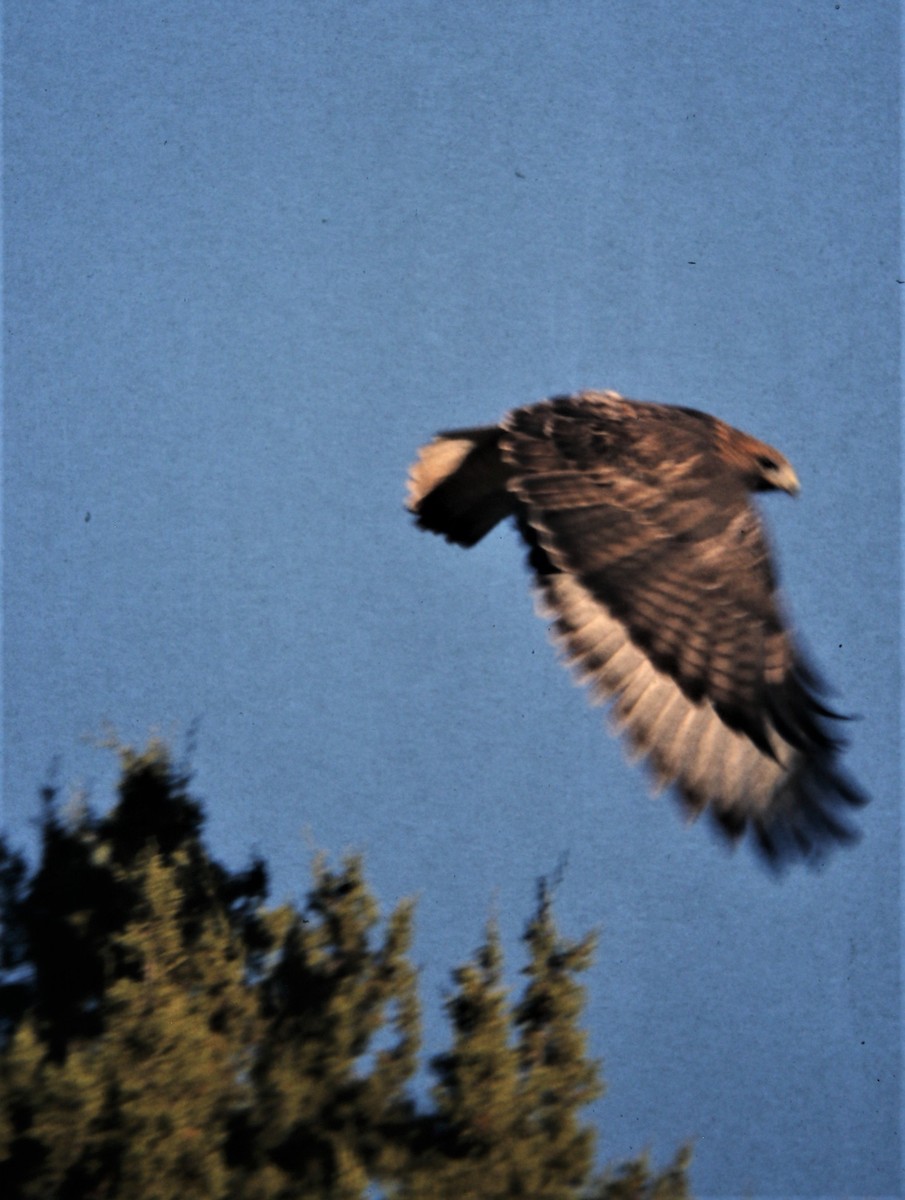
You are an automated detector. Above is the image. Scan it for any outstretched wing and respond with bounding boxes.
[500,395,863,861]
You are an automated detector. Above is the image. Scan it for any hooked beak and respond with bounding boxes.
[779,464,801,497]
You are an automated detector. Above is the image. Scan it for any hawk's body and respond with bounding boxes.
[407,390,864,864]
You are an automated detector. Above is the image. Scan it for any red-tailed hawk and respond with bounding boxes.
[407,390,865,865]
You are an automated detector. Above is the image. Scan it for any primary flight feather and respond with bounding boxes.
[407,390,865,865]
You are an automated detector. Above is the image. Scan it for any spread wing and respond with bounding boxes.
[500,397,864,862]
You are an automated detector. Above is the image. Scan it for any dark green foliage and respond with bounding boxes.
[415,891,601,1199]
[587,1144,694,1200]
[0,740,692,1199]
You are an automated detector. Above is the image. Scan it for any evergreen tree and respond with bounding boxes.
[408,890,601,1200]
[422,921,527,1197]
[0,739,693,1199]
[586,1145,694,1200]
[231,854,420,1199]
[514,881,601,1194]
[0,743,266,1198]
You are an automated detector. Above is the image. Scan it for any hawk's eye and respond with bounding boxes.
[756,455,779,472]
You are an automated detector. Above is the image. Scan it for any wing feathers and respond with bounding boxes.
[539,567,861,861]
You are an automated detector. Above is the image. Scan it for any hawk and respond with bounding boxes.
[406,390,865,865]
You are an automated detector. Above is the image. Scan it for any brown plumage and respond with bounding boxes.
[407,390,865,865]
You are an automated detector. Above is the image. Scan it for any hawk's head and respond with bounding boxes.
[718,426,801,496]
[750,447,800,496]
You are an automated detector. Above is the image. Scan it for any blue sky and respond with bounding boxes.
[4,3,900,1196]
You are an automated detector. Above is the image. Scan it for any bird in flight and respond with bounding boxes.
[407,390,865,865]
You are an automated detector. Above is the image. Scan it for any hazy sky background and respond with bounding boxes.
[4,3,900,1197]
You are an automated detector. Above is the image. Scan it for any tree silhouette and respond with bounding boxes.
[0,740,691,1199]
